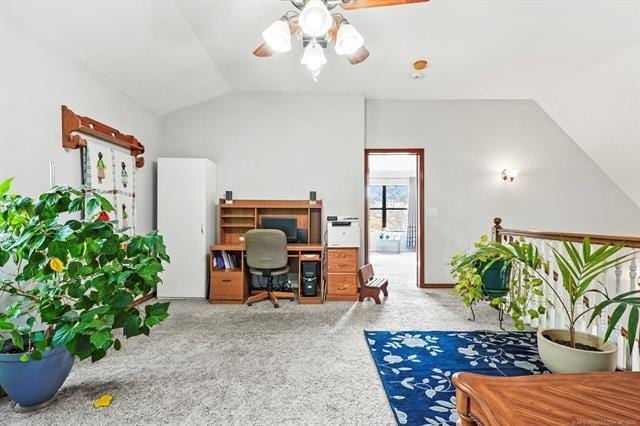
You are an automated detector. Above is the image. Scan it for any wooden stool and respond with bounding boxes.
[358,264,389,304]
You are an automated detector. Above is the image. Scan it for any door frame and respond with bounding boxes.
[364,148,425,287]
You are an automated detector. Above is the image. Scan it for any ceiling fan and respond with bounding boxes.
[253,0,429,80]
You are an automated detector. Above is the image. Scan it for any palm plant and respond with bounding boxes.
[452,237,639,352]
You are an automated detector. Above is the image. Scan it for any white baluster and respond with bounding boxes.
[629,256,638,371]
[576,278,585,333]
[596,271,608,339]
[525,237,536,328]
[542,242,554,329]
[535,239,545,329]
[614,263,624,370]
[552,241,565,330]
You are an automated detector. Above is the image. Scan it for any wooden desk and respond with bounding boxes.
[452,371,640,425]
[210,244,324,304]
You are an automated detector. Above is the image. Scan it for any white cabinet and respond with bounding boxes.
[157,158,216,298]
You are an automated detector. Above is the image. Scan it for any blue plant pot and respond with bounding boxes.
[0,345,74,408]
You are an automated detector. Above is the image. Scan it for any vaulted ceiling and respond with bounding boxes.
[3,0,639,205]
[5,0,637,113]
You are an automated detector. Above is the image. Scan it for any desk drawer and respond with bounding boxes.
[211,272,244,300]
[327,248,358,273]
[327,273,358,296]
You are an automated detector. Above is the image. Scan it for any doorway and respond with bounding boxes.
[364,149,425,287]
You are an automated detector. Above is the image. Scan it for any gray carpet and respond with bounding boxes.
[369,251,417,287]
[1,285,510,425]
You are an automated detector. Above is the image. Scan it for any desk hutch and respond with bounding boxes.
[210,199,325,304]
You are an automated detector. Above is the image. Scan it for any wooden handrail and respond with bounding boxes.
[492,217,640,364]
[492,218,640,248]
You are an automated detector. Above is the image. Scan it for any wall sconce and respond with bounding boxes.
[501,169,520,182]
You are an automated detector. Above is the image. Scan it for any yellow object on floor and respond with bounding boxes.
[93,394,113,408]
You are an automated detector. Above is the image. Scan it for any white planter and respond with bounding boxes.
[537,328,617,373]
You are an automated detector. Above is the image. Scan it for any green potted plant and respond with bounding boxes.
[450,235,516,325]
[0,178,170,409]
[452,235,638,373]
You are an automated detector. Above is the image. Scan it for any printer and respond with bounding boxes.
[327,216,360,247]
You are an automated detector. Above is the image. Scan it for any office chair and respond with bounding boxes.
[245,229,293,308]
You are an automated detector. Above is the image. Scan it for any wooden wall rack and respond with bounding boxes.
[61,105,145,168]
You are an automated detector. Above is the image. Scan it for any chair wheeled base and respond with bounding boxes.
[247,290,294,308]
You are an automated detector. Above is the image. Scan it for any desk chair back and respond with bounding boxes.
[245,229,288,270]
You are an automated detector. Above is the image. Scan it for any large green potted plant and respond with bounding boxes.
[450,236,517,326]
[0,178,170,409]
[452,236,638,373]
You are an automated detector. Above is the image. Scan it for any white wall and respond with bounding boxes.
[161,96,639,284]
[0,16,161,234]
[537,44,640,207]
[366,99,640,283]
[161,92,365,220]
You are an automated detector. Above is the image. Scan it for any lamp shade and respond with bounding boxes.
[262,19,291,53]
[300,42,327,71]
[335,23,364,55]
[298,0,333,37]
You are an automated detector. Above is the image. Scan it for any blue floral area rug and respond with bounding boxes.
[365,330,549,425]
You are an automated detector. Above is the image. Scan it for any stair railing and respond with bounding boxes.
[492,217,640,370]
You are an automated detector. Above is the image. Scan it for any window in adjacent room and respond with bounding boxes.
[368,185,409,232]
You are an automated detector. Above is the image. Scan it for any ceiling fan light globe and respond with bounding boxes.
[300,42,327,71]
[299,0,333,37]
[262,19,292,53]
[335,23,364,55]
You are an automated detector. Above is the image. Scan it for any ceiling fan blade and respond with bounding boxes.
[328,16,340,42]
[252,43,273,58]
[347,46,370,65]
[341,0,428,10]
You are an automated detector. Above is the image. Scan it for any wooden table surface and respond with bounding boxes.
[452,371,640,425]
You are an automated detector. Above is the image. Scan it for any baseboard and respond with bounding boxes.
[422,283,455,289]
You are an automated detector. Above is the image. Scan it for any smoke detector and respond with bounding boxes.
[411,60,428,79]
